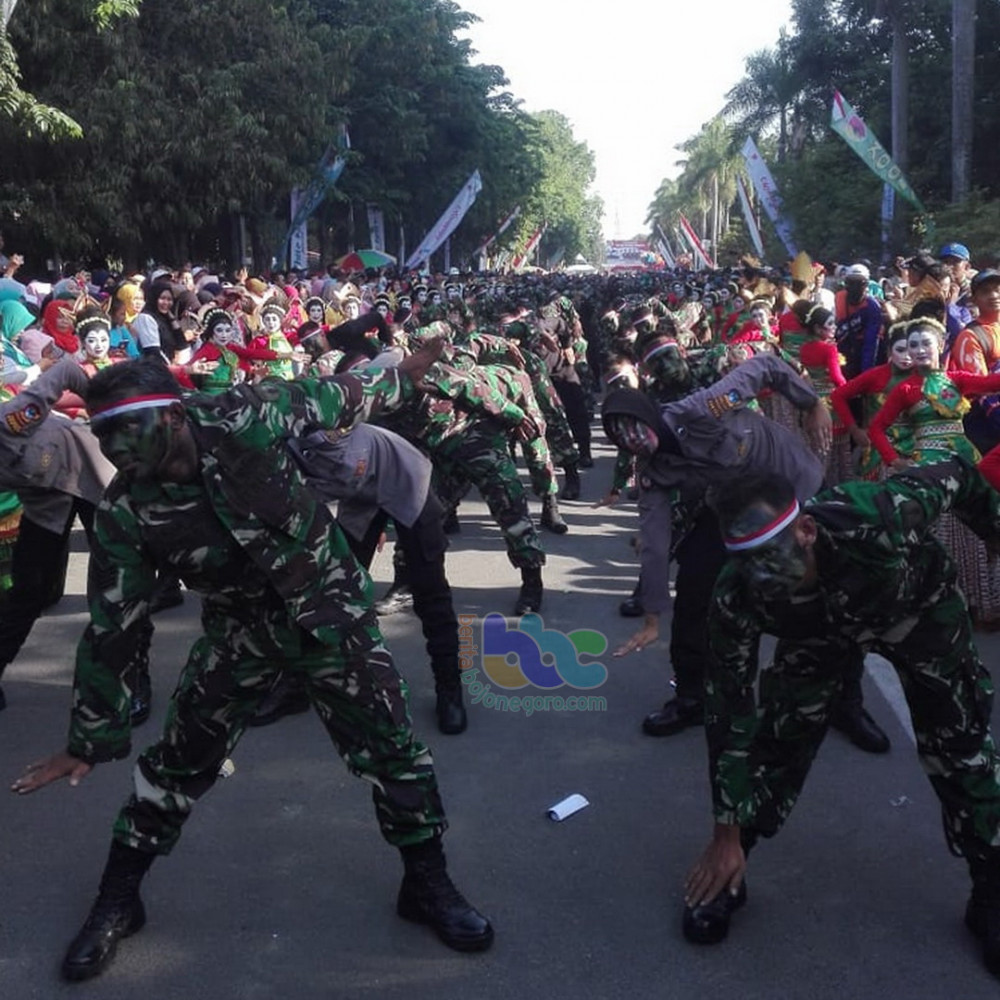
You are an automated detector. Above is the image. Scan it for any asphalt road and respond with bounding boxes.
[2,435,1000,999]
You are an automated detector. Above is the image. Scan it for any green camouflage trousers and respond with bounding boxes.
[727,585,1000,858]
[112,618,445,854]
[433,422,545,570]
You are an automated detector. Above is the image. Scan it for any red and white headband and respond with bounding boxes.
[89,394,180,423]
[642,340,678,365]
[724,500,799,552]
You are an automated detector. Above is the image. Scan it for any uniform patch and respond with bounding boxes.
[706,389,741,419]
[5,403,42,434]
[353,458,367,479]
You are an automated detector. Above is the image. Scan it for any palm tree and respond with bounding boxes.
[722,29,801,163]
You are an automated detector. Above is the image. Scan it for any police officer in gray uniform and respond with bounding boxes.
[605,352,890,753]
[0,357,152,718]
[286,422,466,733]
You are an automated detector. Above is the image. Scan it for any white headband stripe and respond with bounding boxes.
[642,341,677,365]
[90,395,178,423]
[724,500,800,552]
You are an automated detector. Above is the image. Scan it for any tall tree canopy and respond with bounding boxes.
[0,0,602,270]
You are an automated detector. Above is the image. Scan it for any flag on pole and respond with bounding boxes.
[678,214,715,269]
[405,170,483,270]
[740,137,798,257]
[475,205,521,257]
[736,175,765,258]
[656,239,675,268]
[831,90,925,212]
[512,224,546,271]
[279,126,350,267]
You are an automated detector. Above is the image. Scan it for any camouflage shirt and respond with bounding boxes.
[705,459,1000,825]
[68,369,411,764]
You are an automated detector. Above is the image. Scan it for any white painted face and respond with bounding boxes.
[821,316,837,340]
[84,328,110,359]
[416,290,427,304]
[889,338,913,370]
[345,300,361,320]
[719,288,731,302]
[261,311,282,334]
[307,303,324,323]
[750,308,769,327]
[212,320,236,346]
[376,303,389,317]
[907,327,941,368]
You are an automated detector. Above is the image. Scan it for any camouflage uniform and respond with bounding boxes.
[448,338,557,499]
[379,362,545,571]
[706,459,1000,861]
[69,369,445,854]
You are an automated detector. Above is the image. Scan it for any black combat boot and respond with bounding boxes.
[539,495,568,534]
[513,567,543,615]
[561,463,581,501]
[397,838,494,951]
[61,841,154,981]
[966,850,1000,977]
[682,830,757,945]
[432,657,467,735]
[641,695,704,737]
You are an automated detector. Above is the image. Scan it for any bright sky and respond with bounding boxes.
[458,0,793,240]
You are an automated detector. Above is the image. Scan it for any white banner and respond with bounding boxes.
[366,204,386,252]
[736,175,765,258]
[405,170,483,269]
[656,239,675,268]
[289,189,308,270]
[741,137,797,257]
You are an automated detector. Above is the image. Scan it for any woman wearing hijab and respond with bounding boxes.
[142,282,185,362]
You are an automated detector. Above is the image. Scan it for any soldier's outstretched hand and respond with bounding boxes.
[613,615,660,657]
[11,751,93,795]
[685,824,746,907]
[399,336,446,389]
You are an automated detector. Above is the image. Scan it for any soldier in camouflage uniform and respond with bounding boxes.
[374,336,548,615]
[683,459,1000,980]
[12,345,494,981]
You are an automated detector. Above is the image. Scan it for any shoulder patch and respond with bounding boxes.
[706,389,742,419]
[5,402,42,434]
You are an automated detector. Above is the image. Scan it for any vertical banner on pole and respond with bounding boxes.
[289,190,308,270]
[405,170,483,270]
[736,175,765,259]
[366,205,386,252]
[741,136,798,257]
[678,214,715,269]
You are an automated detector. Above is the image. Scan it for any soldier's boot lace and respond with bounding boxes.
[398,839,493,951]
[62,842,153,982]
